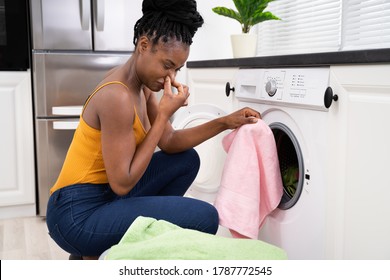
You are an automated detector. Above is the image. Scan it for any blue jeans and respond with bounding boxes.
[46,149,219,256]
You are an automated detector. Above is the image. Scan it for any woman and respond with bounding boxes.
[46,0,261,260]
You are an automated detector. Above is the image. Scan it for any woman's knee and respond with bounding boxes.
[194,201,219,235]
[182,148,200,171]
[205,204,219,234]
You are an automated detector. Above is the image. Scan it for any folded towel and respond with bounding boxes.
[214,121,283,239]
[104,216,287,260]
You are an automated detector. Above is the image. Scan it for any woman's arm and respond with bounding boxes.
[171,108,260,152]
[145,84,261,154]
[100,77,188,196]
[163,107,260,153]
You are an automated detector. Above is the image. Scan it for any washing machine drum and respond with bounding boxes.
[172,104,228,203]
[269,122,304,210]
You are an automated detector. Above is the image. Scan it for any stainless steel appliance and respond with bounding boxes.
[30,0,142,215]
[0,0,30,70]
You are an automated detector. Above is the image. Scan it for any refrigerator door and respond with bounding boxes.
[32,52,130,117]
[35,118,79,215]
[93,0,143,51]
[30,0,92,50]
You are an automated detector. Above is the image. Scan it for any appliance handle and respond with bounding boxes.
[53,120,79,130]
[80,0,91,31]
[95,0,105,31]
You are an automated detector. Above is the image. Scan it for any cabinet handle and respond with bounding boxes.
[324,86,338,108]
[53,121,79,130]
[225,82,235,97]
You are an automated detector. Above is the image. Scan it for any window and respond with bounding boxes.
[256,0,390,56]
[342,0,390,50]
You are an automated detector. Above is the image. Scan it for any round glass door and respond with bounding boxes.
[270,122,304,210]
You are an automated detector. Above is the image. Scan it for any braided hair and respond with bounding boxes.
[133,0,204,46]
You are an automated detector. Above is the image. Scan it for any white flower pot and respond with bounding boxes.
[231,33,257,58]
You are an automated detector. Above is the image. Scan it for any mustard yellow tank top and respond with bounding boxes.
[50,81,147,194]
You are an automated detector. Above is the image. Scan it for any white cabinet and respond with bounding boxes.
[0,71,36,219]
[327,65,390,259]
[186,67,239,112]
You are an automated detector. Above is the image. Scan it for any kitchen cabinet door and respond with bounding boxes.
[186,67,239,112]
[0,71,36,219]
[327,65,390,259]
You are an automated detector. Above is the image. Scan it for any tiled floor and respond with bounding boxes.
[0,216,68,260]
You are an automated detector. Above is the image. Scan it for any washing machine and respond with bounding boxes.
[233,67,337,259]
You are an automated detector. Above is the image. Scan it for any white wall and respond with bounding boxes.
[175,1,240,84]
[189,0,241,61]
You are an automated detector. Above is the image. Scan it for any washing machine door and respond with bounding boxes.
[172,104,229,204]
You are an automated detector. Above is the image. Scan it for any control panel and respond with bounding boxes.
[235,67,331,110]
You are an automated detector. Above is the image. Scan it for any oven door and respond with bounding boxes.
[0,0,30,70]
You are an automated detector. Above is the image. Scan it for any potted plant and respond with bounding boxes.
[212,0,281,58]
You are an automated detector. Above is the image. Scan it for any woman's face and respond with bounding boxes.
[136,36,190,92]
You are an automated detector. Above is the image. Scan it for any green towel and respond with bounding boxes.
[105,216,287,260]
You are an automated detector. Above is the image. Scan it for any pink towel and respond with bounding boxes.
[214,120,283,239]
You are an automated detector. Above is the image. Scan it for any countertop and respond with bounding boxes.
[186,48,390,69]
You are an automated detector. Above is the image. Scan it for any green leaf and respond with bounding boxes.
[250,11,280,26]
[212,7,242,24]
[232,0,248,20]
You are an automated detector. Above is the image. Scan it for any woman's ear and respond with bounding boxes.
[137,36,150,53]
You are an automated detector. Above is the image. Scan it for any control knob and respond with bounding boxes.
[265,79,277,97]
